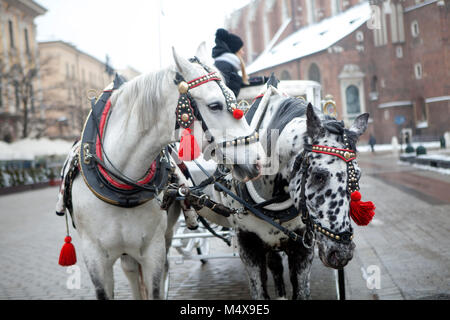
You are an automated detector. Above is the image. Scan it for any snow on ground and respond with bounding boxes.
[0,138,74,160]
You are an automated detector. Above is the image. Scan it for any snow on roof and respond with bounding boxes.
[246,1,371,74]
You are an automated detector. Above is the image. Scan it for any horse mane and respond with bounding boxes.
[109,67,175,132]
[264,97,309,156]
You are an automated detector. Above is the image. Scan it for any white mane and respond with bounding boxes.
[109,67,175,132]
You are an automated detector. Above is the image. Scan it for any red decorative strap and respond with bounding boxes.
[312,145,356,162]
[95,99,157,190]
[187,72,221,90]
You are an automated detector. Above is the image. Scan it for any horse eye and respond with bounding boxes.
[207,102,223,111]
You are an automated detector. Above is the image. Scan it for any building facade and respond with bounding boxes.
[0,0,46,142]
[38,40,116,140]
[227,0,449,144]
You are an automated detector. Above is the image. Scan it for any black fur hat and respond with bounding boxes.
[215,28,243,53]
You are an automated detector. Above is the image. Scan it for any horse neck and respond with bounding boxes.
[101,70,178,180]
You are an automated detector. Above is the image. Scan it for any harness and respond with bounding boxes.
[79,74,172,207]
[292,131,358,247]
[174,57,259,153]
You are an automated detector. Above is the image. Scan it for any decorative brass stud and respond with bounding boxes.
[181,113,189,122]
[178,81,189,94]
[344,151,351,160]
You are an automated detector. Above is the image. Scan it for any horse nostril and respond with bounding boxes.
[328,251,339,266]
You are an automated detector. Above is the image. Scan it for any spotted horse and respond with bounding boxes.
[178,81,374,300]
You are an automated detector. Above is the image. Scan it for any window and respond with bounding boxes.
[345,85,361,115]
[280,70,291,80]
[331,0,342,15]
[308,63,321,83]
[24,28,30,54]
[411,20,419,38]
[306,0,316,24]
[372,6,388,46]
[66,63,70,79]
[8,20,15,49]
[0,79,3,109]
[414,63,422,79]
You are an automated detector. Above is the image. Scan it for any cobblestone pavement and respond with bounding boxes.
[0,151,449,300]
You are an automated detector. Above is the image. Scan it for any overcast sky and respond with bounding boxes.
[35,0,250,74]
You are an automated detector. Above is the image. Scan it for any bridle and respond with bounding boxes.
[292,130,359,248]
[173,57,259,153]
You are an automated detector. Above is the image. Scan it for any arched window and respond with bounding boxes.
[280,70,291,80]
[345,85,361,115]
[308,63,321,83]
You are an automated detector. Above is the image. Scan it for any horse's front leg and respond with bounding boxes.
[81,238,116,300]
[237,230,270,300]
[286,228,315,300]
[120,254,144,300]
[267,250,286,299]
[138,232,167,300]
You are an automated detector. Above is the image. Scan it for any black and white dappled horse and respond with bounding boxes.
[56,45,262,300]
[172,84,370,300]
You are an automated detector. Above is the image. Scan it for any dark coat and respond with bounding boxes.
[212,40,243,98]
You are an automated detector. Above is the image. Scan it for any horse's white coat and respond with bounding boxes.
[68,47,262,299]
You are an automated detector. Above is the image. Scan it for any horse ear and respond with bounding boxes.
[349,113,369,137]
[306,103,322,138]
[172,47,191,75]
[195,41,212,65]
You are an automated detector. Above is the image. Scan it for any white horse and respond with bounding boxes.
[175,85,369,299]
[67,47,261,300]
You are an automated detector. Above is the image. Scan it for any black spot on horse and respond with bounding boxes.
[329,201,337,209]
[315,195,325,206]
[325,189,332,197]
[339,199,344,206]
[334,208,340,215]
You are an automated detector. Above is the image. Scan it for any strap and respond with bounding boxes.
[192,160,304,245]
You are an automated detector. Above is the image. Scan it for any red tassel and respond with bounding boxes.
[233,108,244,120]
[178,128,200,161]
[349,191,376,226]
[59,236,77,266]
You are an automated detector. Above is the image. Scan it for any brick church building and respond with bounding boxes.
[226,0,449,144]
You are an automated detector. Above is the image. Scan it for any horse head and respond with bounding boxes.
[289,104,369,269]
[172,47,261,182]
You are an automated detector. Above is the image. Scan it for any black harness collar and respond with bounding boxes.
[79,74,172,208]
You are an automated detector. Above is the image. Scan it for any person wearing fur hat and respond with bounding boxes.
[212,28,250,98]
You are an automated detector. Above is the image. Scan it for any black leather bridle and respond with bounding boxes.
[173,57,259,154]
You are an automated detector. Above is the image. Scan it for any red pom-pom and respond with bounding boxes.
[178,128,201,161]
[59,236,77,266]
[351,191,361,201]
[233,108,244,120]
[350,191,375,226]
